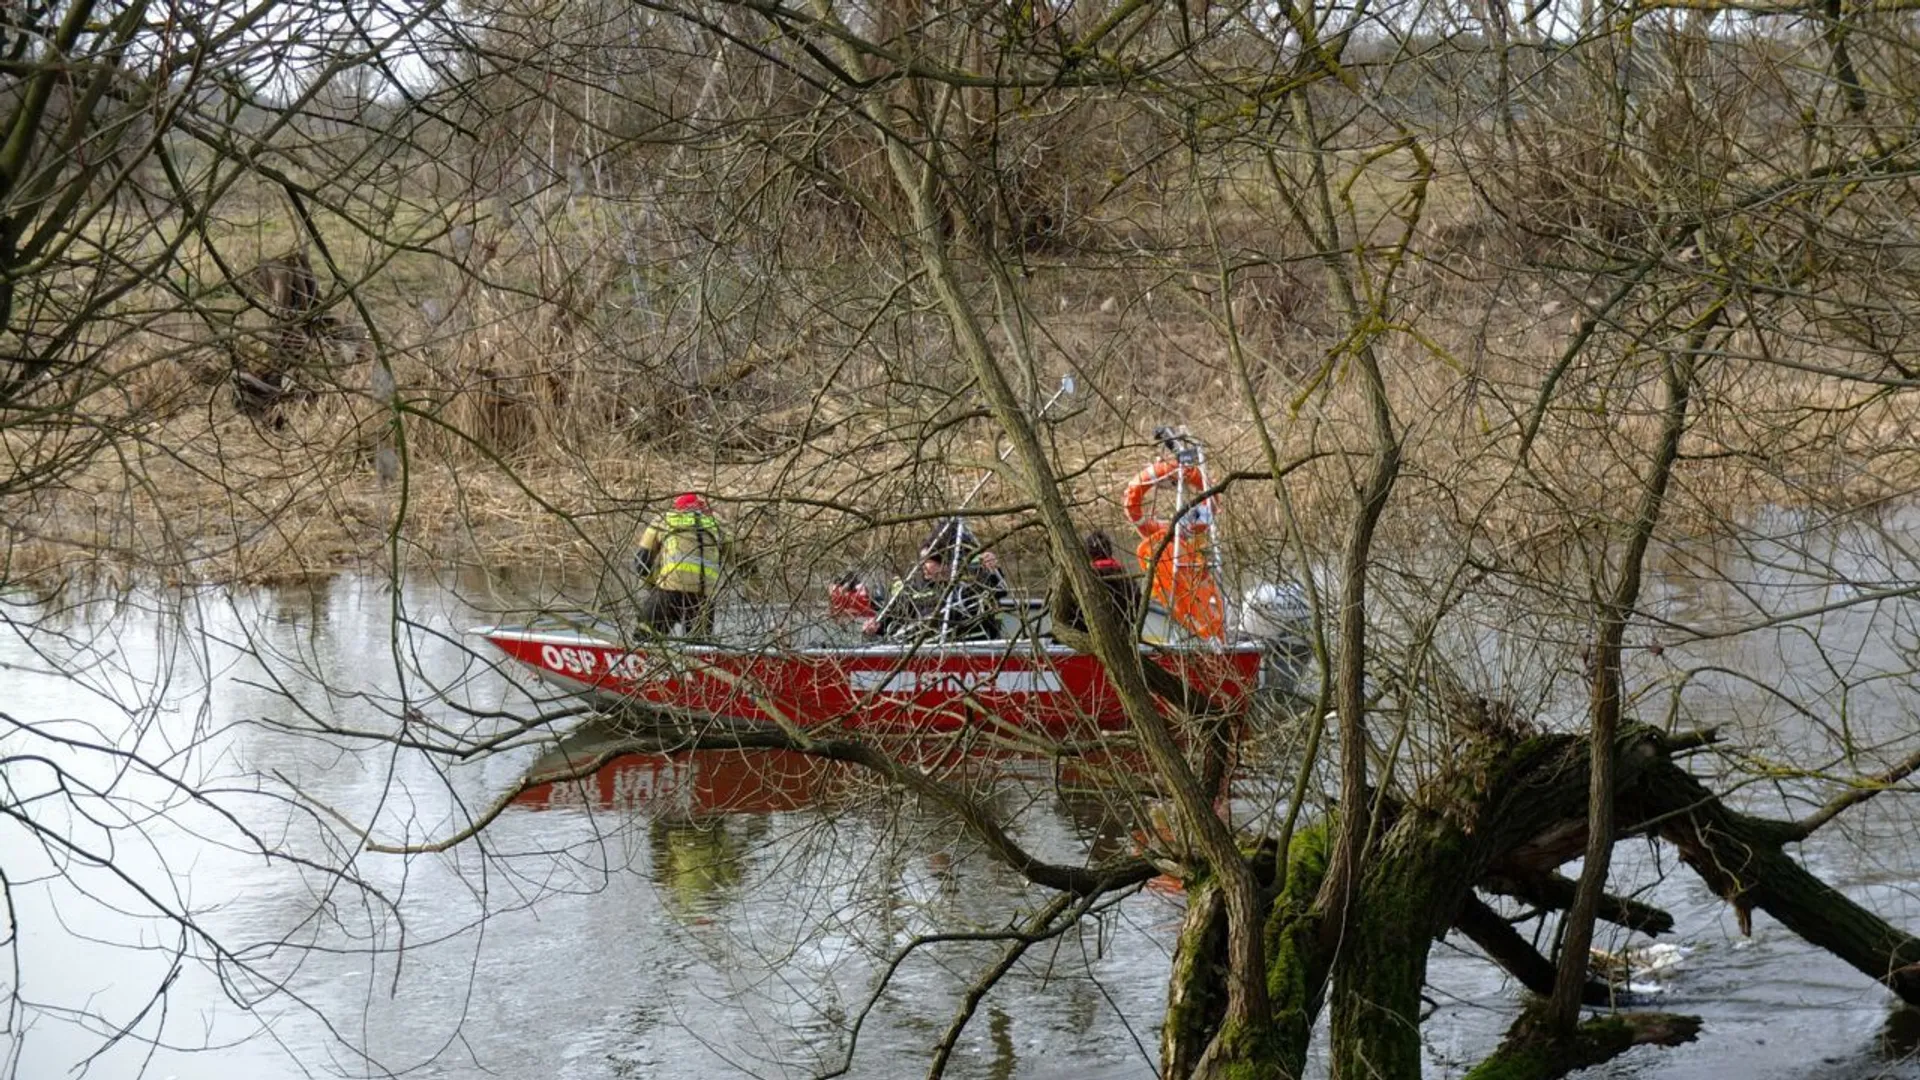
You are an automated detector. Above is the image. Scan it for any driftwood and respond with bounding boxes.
[228,246,369,419]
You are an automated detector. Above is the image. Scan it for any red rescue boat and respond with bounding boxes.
[479,428,1309,738]
[475,613,1276,738]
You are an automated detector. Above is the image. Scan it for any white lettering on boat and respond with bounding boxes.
[609,758,692,807]
[848,669,1063,695]
[541,758,692,809]
[541,644,596,675]
[599,651,644,680]
[538,643,657,682]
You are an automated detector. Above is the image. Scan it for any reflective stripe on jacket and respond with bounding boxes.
[638,510,722,593]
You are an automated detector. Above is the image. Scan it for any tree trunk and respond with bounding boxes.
[1265,824,1332,1080]
[1327,729,1673,1078]
[1629,759,1920,1003]
[1453,895,1618,1006]
[1329,814,1463,1078]
[1320,743,1537,1075]
[1162,878,1229,1080]
[1464,1007,1701,1080]
[1162,824,1332,1080]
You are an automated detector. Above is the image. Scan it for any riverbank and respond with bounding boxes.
[7,269,1918,593]
[5,347,1914,592]
[3,407,670,586]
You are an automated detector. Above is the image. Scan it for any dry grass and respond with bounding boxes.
[12,200,1920,592]
[14,327,1918,592]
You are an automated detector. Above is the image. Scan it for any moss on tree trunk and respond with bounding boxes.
[1464,1008,1702,1080]
[1328,807,1473,1078]
[1162,824,1334,1080]
[1163,878,1229,1080]
[1264,823,1331,1080]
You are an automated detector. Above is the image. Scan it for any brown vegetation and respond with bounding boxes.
[14,3,1920,1078]
[8,255,1913,586]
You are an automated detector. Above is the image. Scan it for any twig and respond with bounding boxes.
[931,892,1088,1080]
[1779,745,1920,842]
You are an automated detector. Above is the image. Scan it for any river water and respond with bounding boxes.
[4,546,1920,1079]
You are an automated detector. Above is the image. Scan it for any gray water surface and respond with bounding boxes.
[3,560,1919,1079]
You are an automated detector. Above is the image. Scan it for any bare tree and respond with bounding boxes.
[17,0,1920,1077]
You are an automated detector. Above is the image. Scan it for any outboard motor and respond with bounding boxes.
[1236,581,1314,693]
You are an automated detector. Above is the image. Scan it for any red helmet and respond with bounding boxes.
[674,492,708,511]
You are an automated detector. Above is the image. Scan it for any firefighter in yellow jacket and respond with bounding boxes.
[633,492,727,637]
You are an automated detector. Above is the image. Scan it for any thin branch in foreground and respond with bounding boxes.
[1780,745,1920,842]
[1453,895,1617,1007]
[924,891,1106,1080]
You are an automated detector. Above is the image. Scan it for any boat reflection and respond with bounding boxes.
[649,816,756,917]
[511,728,1174,839]
[514,742,851,917]
[514,746,856,817]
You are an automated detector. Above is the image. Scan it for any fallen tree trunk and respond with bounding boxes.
[1327,729,1674,1077]
[1628,758,1920,1003]
[1464,1007,1702,1080]
[1479,869,1675,936]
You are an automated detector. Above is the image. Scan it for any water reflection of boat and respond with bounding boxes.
[514,730,1151,810]
[514,744,854,816]
[649,816,755,917]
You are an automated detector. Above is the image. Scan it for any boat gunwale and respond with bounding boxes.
[469,624,1270,661]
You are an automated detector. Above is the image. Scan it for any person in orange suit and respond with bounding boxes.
[1122,436,1225,640]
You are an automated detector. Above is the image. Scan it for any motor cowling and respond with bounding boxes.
[1237,581,1313,691]
[1238,581,1310,638]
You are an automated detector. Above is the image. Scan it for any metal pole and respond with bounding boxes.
[937,375,1076,639]
[1171,443,1186,624]
[1187,433,1231,636]
[1158,426,1228,640]
[954,374,1076,508]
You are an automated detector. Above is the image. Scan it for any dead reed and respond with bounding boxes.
[8,227,1920,591]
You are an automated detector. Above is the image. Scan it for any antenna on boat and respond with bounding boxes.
[1182,430,1232,634]
[935,373,1079,639]
[954,373,1078,508]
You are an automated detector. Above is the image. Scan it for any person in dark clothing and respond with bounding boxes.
[919,518,1009,595]
[1054,529,1145,636]
[862,519,1007,641]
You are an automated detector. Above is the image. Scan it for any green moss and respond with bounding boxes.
[1460,1045,1557,1080]
[1165,822,1340,1079]
[1460,1011,1644,1080]
[1208,1020,1292,1080]
[1265,821,1331,986]
[1280,822,1332,897]
[1162,879,1229,1075]
[1263,820,1334,1078]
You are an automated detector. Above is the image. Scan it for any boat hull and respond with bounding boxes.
[477,626,1268,737]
